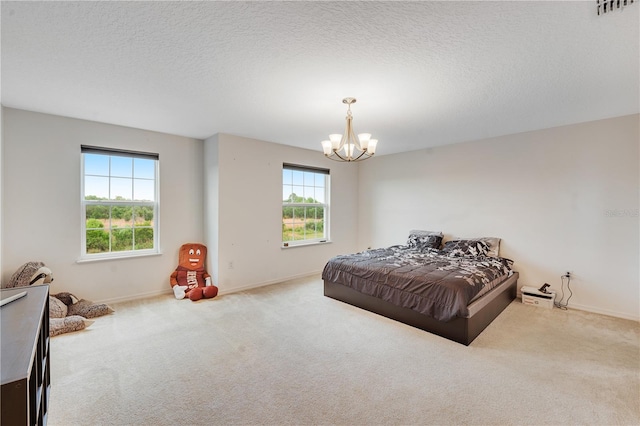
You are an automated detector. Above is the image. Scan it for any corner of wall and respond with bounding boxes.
[2,108,205,301]
[203,133,220,286]
[209,133,360,293]
[356,115,639,320]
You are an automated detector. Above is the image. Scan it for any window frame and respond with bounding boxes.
[80,145,160,261]
[282,163,330,248]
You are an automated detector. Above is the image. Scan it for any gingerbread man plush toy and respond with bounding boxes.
[170,243,218,301]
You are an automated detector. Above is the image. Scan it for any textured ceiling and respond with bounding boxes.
[1,1,638,155]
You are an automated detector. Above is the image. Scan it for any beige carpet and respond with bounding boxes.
[48,275,640,425]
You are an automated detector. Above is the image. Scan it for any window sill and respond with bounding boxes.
[281,240,332,249]
[77,250,163,263]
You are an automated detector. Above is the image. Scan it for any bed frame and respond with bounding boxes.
[324,272,518,345]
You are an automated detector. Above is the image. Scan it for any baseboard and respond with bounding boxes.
[96,272,323,305]
[98,288,173,305]
[217,271,322,296]
[519,296,639,322]
[98,280,639,322]
[565,302,639,322]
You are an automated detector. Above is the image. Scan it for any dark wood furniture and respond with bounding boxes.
[324,272,518,345]
[1,285,51,425]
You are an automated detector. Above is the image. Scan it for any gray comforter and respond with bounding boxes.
[322,245,514,321]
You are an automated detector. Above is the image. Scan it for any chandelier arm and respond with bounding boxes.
[338,115,350,152]
[348,119,362,152]
[327,149,371,162]
[330,150,349,161]
[325,150,374,162]
[351,150,368,162]
[341,112,354,153]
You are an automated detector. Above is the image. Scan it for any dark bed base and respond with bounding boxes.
[324,272,518,345]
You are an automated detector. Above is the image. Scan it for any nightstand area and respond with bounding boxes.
[1,285,51,425]
[521,286,556,309]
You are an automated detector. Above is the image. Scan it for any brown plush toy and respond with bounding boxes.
[170,243,218,301]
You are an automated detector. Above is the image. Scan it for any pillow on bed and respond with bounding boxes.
[441,239,489,257]
[407,230,443,250]
[454,236,501,257]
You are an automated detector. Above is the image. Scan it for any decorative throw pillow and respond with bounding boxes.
[441,239,489,257]
[50,316,94,337]
[67,299,114,319]
[480,237,501,257]
[454,236,501,257]
[52,292,79,306]
[5,261,46,288]
[49,296,68,319]
[407,230,444,250]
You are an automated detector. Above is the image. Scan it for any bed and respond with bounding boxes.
[322,231,518,345]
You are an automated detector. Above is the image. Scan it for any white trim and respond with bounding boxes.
[564,301,640,322]
[282,240,331,248]
[96,287,173,305]
[217,271,323,296]
[282,168,330,245]
[154,159,160,252]
[81,154,87,254]
[81,150,159,257]
[518,295,639,322]
[95,272,323,305]
[77,250,163,263]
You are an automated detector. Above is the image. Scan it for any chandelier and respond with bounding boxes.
[321,97,378,162]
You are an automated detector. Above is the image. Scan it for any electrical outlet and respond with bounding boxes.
[228,261,234,269]
[563,271,572,278]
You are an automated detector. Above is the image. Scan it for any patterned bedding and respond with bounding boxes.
[322,245,514,322]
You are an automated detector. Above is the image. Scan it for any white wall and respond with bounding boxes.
[1,107,4,276]
[203,133,220,286]
[204,133,359,293]
[358,114,640,320]
[1,108,204,303]
[5,106,636,319]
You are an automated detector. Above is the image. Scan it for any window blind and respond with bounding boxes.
[81,145,159,161]
[283,163,329,175]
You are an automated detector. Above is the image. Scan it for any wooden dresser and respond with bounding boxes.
[1,285,51,425]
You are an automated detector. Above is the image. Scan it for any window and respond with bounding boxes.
[81,145,159,259]
[282,163,329,247]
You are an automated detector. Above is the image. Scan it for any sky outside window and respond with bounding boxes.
[282,169,325,203]
[84,154,155,201]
